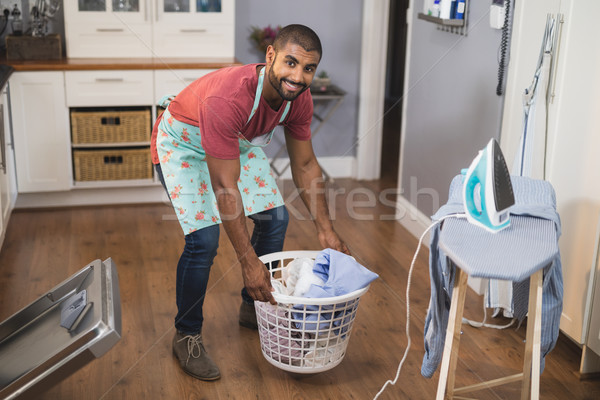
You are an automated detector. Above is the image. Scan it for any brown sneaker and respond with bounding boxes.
[172,332,220,381]
[239,301,258,330]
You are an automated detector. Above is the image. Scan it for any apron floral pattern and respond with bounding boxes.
[156,68,290,235]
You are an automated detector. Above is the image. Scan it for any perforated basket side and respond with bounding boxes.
[255,250,369,373]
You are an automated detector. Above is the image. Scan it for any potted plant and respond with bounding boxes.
[248,25,281,55]
[311,70,331,92]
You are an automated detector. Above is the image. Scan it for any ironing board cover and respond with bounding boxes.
[437,174,560,281]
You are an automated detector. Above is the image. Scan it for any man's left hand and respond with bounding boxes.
[318,228,350,255]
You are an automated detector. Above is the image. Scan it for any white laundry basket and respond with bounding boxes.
[255,250,370,373]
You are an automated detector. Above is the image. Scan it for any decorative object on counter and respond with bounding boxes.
[30,0,61,37]
[249,24,281,55]
[5,1,62,60]
[10,4,23,36]
[5,34,62,60]
[311,71,331,92]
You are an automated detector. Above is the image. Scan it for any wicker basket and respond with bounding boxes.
[71,109,151,144]
[73,148,153,181]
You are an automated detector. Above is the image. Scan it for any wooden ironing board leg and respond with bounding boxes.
[436,265,469,400]
[521,268,544,400]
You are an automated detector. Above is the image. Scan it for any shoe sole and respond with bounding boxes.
[172,349,221,381]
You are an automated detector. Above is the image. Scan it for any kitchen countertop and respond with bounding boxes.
[0,57,242,72]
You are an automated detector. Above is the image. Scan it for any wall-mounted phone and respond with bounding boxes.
[490,0,506,29]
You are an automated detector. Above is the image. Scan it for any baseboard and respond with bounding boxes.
[270,156,356,180]
[394,194,432,248]
[15,185,169,209]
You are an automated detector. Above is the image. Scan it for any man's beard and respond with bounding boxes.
[268,67,308,102]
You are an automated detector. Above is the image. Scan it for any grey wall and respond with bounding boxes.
[400,0,506,216]
[235,0,363,158]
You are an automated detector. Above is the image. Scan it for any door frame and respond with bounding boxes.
[356,0,390,180]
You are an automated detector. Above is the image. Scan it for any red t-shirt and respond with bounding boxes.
[150,63,313,163]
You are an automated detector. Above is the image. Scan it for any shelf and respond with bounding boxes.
[71,142,151,149]
[417,13,465,26]
[72,178,158,189]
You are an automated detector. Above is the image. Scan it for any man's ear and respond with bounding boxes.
[265,45,276,64]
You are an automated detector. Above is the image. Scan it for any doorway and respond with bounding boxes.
[380,0,409,184]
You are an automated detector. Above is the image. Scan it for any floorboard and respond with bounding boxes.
[0,179,599,399]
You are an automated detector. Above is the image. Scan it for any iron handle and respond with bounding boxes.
[96,28,125,32]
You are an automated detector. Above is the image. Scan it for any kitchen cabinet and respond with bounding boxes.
[500,0,600,373]
[64,0,235,58]
[10,71,72,193]
[0,83,17,249]
[153,68,215,103]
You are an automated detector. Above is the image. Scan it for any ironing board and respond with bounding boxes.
[435,216,558,400]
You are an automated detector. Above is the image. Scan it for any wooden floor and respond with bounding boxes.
[1,178,599,399]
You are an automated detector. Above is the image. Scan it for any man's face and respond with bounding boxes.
[267,42,320,102]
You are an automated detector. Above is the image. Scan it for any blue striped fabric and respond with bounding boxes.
[421,175,563,378]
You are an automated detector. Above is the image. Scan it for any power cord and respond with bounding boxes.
[496,0,512,96]
[373,213,466,399]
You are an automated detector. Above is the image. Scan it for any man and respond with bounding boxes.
[150,24,348,381]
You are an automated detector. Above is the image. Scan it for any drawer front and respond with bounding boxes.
[65,23,153,58]
[65,71,154,107]
[154,69,216,103]
[152,24,234,58]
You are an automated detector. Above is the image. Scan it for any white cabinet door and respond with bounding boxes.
[65,70,154,107]
[64,0,234,58]
[10,72,72,193]
[501,0,600,346]
[154,69,215,102]
[0,84,17,249]
[152,0,235,58]
[64,0,153,58]
[0,86,16,223]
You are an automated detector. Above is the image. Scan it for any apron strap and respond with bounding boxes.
[247,67,290,125]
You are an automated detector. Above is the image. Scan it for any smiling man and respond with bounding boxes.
[150,24,348,381]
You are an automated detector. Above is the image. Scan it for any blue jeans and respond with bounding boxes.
[155,164,289,334]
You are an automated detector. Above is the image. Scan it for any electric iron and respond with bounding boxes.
[462,138,515,233]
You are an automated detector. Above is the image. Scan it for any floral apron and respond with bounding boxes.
[156,67,291,235]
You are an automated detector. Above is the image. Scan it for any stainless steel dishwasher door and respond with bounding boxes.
[0,258,122,399]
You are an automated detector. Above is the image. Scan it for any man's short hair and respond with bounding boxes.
[273,24,322,61]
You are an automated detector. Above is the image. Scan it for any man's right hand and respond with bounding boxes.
[241,256,276,305]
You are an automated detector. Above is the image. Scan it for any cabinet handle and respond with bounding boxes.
[145,0,149,21]
[95,78,125,83]
[156,0,159,22]
[97,28,125,32]
[0,104,5,174]
[180,29,208,33]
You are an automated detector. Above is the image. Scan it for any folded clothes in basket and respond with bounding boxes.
[292,249,379,331]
